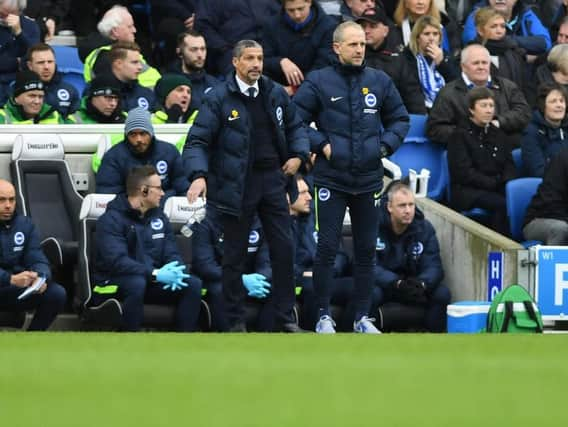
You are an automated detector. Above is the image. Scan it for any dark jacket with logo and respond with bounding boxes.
[522,110,568,178]
[191,208,271,284]
[0,213,51,287]
[184,74,309,217]
[374,198,443,290]
[93,194,182,282]
[96,137,189,199]
[111,75,156,113]
[293,62,409,193]
[44,71,80,117]
[426,75,531,145]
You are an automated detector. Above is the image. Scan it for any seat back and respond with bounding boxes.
[505,177,543,242]
[511,148,524,177]
[77,193,116,308]
[52,45,84,74]
[404,114,429,144]
[389,141,447,200]
[10,135,83,243]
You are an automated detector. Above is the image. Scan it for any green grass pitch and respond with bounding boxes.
[0,333,565,427]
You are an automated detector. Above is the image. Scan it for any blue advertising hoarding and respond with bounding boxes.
[535,247,568,320]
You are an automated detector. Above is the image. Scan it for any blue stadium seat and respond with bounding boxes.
[506,177,543,247]
[52,45,83,74]
[511,148,524,177]
[61,71,87,97]
[442,151,490,219]
[405,114,428,144]
[389,141,447,200]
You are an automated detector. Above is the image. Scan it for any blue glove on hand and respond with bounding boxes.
[156,261,191,291]
[242,273,271,298]
[155,261,180,285]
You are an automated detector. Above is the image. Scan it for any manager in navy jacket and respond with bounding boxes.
[293,20,409,334]
[0,179,66,330]
[184,39,309,333]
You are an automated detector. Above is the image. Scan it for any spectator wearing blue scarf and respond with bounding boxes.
[262,0,336,95]
[398,15,458,112]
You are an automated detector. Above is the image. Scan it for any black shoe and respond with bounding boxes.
[228,322,247,332]
[279,322,309,333]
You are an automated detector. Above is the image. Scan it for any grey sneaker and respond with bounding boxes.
[354,316,381,334]
[315,315,336,334]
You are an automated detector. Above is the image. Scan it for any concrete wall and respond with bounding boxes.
[416,197,523,302]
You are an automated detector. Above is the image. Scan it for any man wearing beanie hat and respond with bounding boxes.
[72,75,126,125]
[152,73,198,126]
[0,70,66,124]
[96,107,189,202]
[79,75,129,172]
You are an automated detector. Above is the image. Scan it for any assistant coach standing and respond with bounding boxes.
[184,39,309,332]
[293,21,410,333]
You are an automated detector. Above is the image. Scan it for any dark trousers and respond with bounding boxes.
[299,275,382,331]
[374,284,451,332]
[313,188,379,320]
[0,282,66,331]
[109,273,202,332]
[221,168,294,329]
[206,281,276,332]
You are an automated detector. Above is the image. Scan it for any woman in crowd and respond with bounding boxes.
[397,15,457,113]
[448,87,517,236]
[522,82,568,178]
[473,7,528,98]
[392,0,460,55]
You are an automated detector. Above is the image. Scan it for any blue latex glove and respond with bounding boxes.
[162,263,191,291]
[242,273,271,298]
[155,261,181,286]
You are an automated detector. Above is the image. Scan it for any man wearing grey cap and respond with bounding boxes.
[96,107,189,202]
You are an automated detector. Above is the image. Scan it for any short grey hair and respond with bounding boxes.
[460,43,490,65]
[0,0,26,12]
[387,181,413,202]
[97,5,131,38]
[232,40,262,58]
[333,21,364,43]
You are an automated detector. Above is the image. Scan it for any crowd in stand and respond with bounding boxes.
[2,0,568,333]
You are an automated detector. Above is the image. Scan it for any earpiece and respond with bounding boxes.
[142,186,149,196]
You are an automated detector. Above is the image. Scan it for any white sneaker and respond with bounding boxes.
[315,315,336,334]
[353,316,381,334]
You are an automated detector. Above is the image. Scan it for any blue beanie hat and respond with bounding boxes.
[125,107,154,136]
